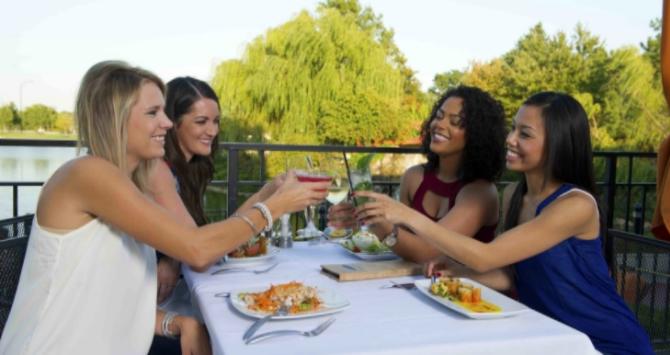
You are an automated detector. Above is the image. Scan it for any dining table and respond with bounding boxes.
[183,240,601,355]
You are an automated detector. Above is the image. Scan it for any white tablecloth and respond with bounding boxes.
[183,242,600,355]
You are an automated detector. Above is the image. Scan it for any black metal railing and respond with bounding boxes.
[609,229,670,350]
[0,139,660,234]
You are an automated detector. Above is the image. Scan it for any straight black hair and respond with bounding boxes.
[504,92,602,235]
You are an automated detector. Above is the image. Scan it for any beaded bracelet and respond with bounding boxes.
[252,202,273,232]
[231,213,260,235]
[162,311,178,339]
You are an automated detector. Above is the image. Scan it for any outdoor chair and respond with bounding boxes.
[0,214,34,338]
[607,228,670,350]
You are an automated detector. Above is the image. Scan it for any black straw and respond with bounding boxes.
[342,152,357,206]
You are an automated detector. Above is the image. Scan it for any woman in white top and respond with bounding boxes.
[0,61,328,355]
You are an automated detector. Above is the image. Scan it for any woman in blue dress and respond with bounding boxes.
[356,92,653,355]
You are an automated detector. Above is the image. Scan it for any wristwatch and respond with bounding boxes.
[383,225,399,248]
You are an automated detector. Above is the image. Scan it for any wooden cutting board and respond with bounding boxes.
[321,260,423,281]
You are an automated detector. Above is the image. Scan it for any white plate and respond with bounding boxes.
[337,242,398,261]
[294,229,325,242]
[324,227,352,240]
[224,247,279,266]
[230,286,350,319]
[414,278,529,319]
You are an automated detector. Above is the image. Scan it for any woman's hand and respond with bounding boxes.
[354,191,414,226]
[266,170,329,215]
[257,173,286,201]
[327,202,356,229]
[175,316,211,355]
[157,257,180,304]
[424,256,462,278]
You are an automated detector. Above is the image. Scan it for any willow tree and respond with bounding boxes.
[212,0,425,148]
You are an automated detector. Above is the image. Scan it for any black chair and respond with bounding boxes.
[0,214,34,338]
[607,228,670,351]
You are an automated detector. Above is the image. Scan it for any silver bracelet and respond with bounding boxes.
[231,213,260,235]
[252,202,273,232]
[162,311,178,339]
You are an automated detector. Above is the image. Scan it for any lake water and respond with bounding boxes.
[0,146,79,219]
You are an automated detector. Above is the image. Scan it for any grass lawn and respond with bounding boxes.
[0,131,76,140]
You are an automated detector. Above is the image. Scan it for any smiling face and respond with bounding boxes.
[428,96,466,157]
[175,98,220,161]
[126,82,173,169]
[505,105,546,173]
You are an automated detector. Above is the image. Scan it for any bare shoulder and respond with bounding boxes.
[459,179,498,201]
[403,164,424,181]
[43,156,118,189]
[37,156,124,229]
[551,190,598,215]
[541,190,599,236]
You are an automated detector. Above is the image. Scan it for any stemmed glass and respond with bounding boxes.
[295,169,331,238]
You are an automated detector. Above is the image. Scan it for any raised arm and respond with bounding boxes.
[38,157,327,270]
[368,166,498,263]
[356,190,598,273]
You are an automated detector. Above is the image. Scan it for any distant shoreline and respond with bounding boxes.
[0,131,76,140]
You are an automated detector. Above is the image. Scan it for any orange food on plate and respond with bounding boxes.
[430,277,500,313]
[229,236,267,258]
[240,281,322,315]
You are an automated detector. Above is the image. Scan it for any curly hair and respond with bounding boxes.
[420,85,506,183]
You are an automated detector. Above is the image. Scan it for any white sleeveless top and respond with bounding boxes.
[0,217,157,355]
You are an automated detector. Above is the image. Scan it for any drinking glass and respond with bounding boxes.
[295,169,331,238]
[350,169,373,206]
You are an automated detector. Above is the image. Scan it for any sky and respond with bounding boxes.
[0,0,661,112]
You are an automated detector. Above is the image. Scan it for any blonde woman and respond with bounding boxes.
[0,61,328,355]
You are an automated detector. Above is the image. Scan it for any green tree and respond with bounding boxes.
[0,103,20,130]
[446,22,666,150]
[22,104,57,131]
[54,111,75,133]
[600,47,667,150]
[641,18,661,80]
[429,70,463,97]
[212,0,426,152]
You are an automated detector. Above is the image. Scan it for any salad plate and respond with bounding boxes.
[223,247,279,266]
[230,283,350,319]
[414,278,529,319]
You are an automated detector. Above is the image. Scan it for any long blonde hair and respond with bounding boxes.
[75,60,165,191]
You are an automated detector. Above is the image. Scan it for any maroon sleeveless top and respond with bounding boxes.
[410,169,496,243]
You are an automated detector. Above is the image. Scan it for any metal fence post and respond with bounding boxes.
[604,155,617,270]
[227,148,239,216]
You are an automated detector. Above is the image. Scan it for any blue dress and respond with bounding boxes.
[514,184,653,355]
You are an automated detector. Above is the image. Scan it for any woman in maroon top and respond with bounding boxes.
[331,86,506,263]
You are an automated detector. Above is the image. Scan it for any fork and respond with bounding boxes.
[211,262,278,275]
[245,317,336,345]
[380,280,416,290]
[242,304,289,341]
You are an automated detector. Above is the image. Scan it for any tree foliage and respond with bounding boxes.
[0,103,20,130]
[439,23,665,150]
[21,104,57,131]
[54,111,75,133]
[212,0,426,149]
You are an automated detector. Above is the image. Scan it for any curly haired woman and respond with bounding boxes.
[330,85,507,263]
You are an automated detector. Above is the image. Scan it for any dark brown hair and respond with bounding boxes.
[164,77,220,225]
